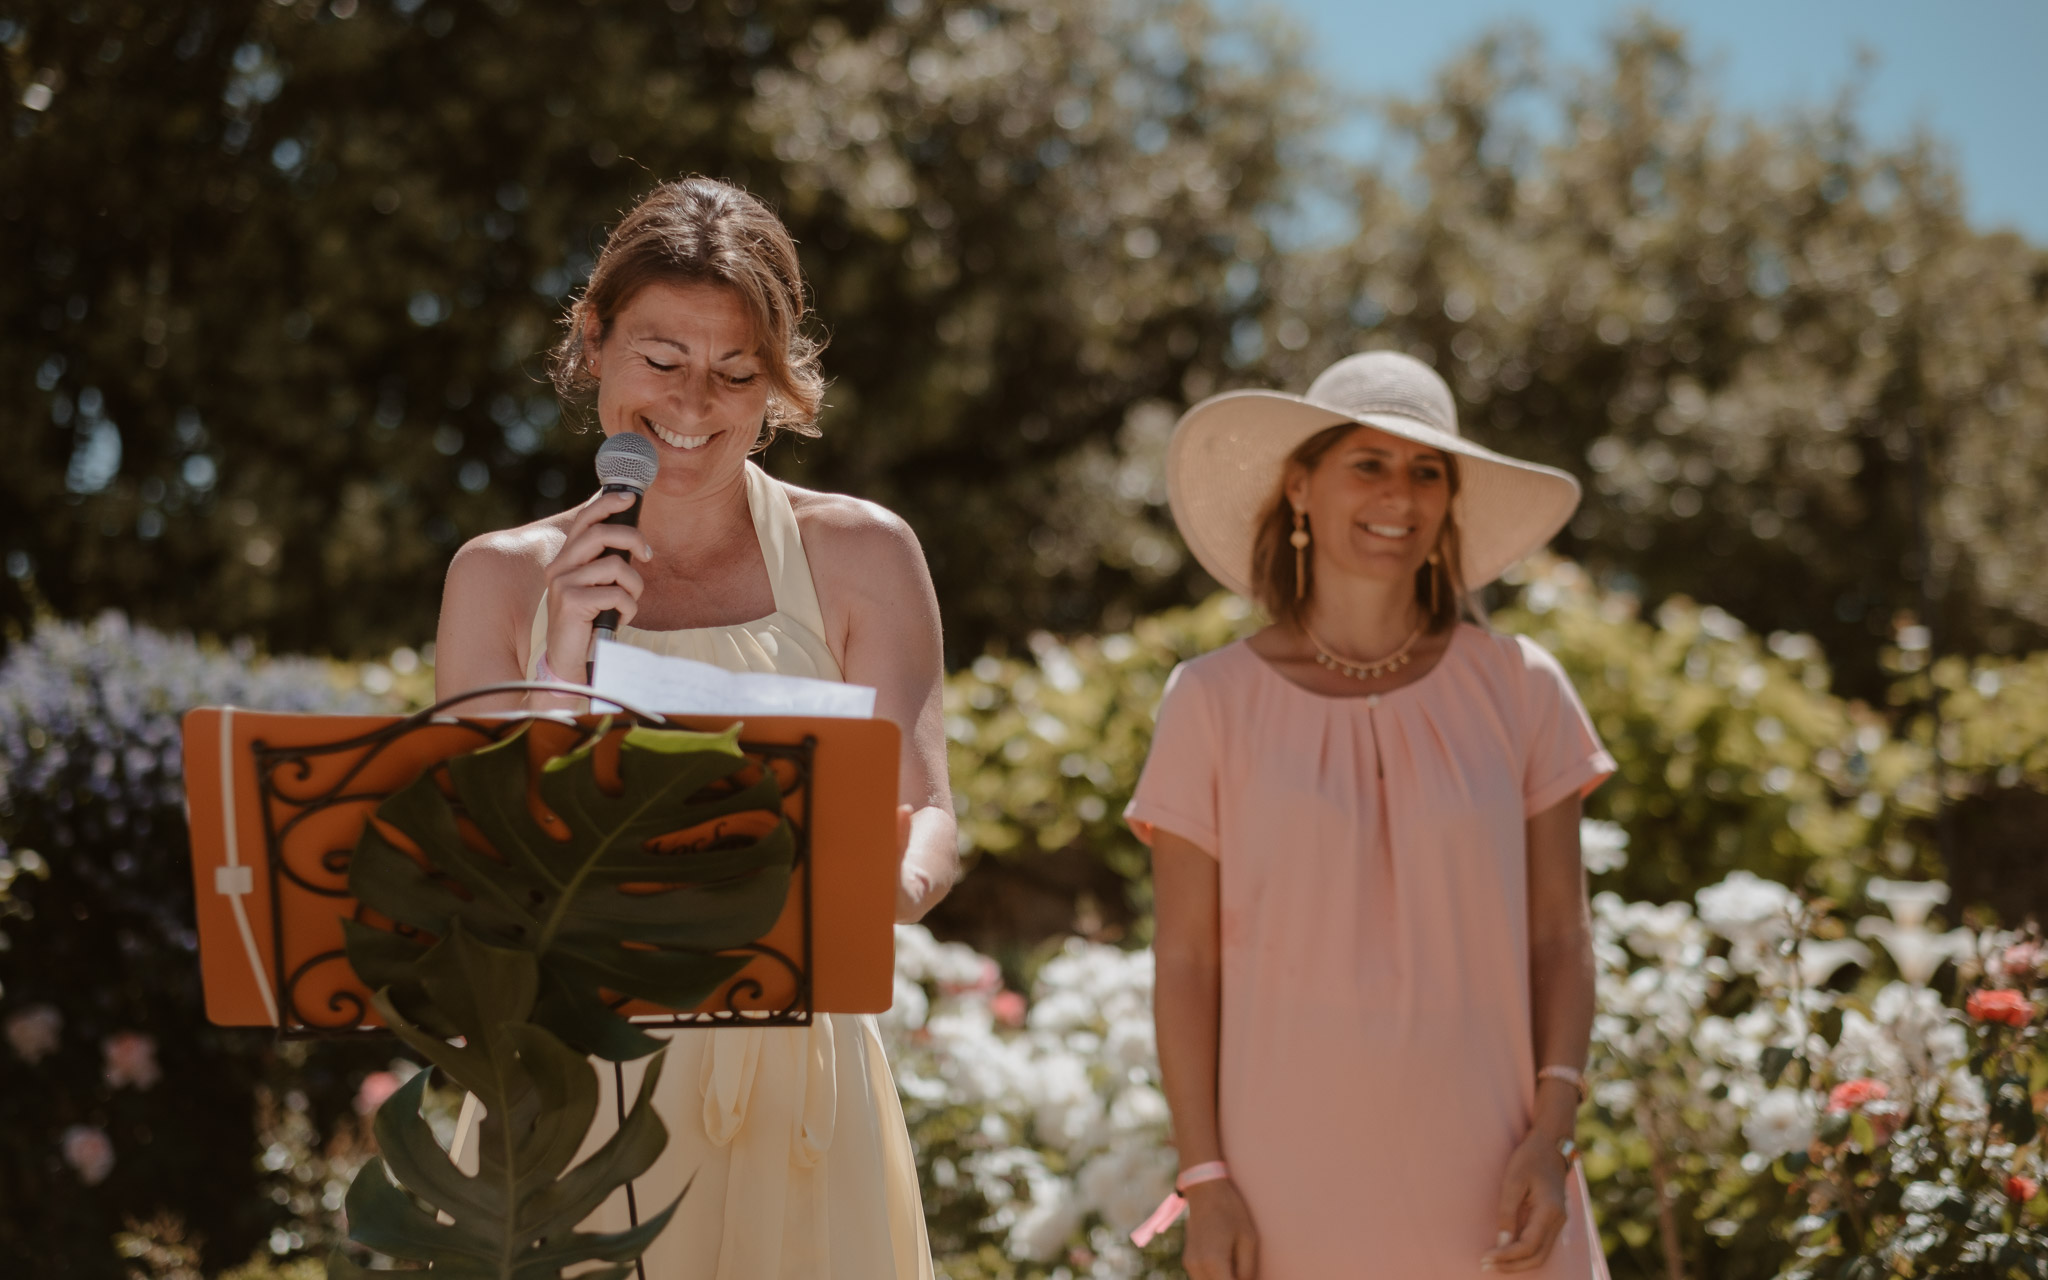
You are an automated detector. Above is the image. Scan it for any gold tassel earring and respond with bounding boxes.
[1426,550,1441,614]
[1290,509,1311,600]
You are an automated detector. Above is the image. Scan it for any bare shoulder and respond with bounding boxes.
[784,484,929,584]
[443,510,575,607]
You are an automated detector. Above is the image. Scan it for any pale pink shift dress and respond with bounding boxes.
[1126,624,1617,1279]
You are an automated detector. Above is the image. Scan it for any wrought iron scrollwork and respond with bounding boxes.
[249,684,817,1037]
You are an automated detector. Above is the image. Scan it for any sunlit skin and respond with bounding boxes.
[1150,422,1597,1276]
[434,281,957,922]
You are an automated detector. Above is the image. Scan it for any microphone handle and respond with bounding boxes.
[588,482,645,680]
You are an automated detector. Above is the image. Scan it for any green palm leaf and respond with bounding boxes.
[330,925,679,1279]
[343,721,794,1060]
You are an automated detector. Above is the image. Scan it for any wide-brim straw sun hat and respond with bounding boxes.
[1165,350,1583,598]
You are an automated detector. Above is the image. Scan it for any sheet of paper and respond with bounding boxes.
[590,639,877,719]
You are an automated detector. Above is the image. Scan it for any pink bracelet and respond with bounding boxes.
[1176,1161,1230,1191]
[536,651,562,684]
[1538,1064,1588,1100]
[1131,1162,1231,1247]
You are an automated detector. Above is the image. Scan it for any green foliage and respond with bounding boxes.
[935,562,2048,942]
[0,613,399,1276]
[18,4,2040,693]
[935,592,1257,946]
[0,0,1313,662]
[1261,20,2048,694]
[334,925,675,1280]
[1494,560,1923,905]
[344,721,791,1061]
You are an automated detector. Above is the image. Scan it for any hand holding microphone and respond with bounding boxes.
[540,433,660,685]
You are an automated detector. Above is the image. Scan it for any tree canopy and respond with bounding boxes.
[4,1,2043,691]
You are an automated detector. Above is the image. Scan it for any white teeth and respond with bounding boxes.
[649,423,712,450]
[1366,524,1413,537]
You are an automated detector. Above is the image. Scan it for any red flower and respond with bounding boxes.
[1967,989,2036,1027]
[1826,1079,1889,1113]
[2007,1175,2040,1202]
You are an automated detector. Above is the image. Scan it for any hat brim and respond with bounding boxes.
[1165,389,1582,599]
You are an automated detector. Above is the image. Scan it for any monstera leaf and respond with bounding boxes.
[345,722,794,1060]
[329,925,679,1279]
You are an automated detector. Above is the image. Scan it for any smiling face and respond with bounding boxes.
[1285,424,1452,592]
[585,280,770,493]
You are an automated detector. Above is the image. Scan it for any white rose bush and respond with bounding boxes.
[885,926,1180,1280]
[892,843,2046,1278]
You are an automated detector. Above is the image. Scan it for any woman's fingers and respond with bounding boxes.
[1487,1199,1567,1272]
[1232,1225,1259,1279]
[563,488,640,541]
[555,583,640,625]
[552,522,652,580]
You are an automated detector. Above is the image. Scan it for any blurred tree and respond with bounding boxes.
[1259,21,2048,696]
[0,0,1317,664]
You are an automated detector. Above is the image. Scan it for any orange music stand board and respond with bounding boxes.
[181,704,900,1034]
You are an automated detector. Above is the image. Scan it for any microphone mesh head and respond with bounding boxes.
[594,432,660,490]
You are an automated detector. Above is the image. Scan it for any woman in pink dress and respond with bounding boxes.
[1127,351,1616,1278]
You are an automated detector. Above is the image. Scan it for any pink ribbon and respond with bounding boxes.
[1130,1192,1187,1248]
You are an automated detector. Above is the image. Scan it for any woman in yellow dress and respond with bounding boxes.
[433,177,951,1279]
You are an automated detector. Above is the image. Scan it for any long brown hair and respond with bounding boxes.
[548,176,825,447]
[1248,423,1470,632]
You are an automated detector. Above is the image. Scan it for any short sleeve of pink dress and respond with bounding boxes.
[1126,625,1617,1280]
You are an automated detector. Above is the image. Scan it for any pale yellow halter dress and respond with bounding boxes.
[522,461,932,1279]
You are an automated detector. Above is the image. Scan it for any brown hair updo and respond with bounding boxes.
[1248,423,1471,634]
[548,176,826,446]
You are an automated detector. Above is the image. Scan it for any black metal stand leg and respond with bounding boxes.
[615,1058,647,1280]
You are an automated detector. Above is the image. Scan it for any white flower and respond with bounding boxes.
[1076,1143,1177,1232]
[880,975,929,1038]
[1741,1087,1817,1159]
[1027,1051,1106,1150]
[1900,1181,1949,1214]
[1866,879,1950,930]
[1579,819,1629,874]
[1102,1019,1155,1076]
[1007,1174,1083,1261]
[1107,1083,1171,1137]
[1697,871,1799,972]
[1796,938,1873,988]
[1855,917,1976,987]
[5,1003,61,1064]
[61,1125,115,1185]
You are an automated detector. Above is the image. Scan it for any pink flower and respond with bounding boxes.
[990,990,1027,1029]
[2008,1175,2040,1202]
[5,1004,62,1064]
[61,1125,114,1186]
[1826,1079,1889,1113]
[101,1031,160,1091]
[1998,943,2043,980]
[942,957,1002,997]
[354,1071,402,1116]
[1967,989,2035,1027]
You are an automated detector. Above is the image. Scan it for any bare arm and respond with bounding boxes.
[1152,828,1258,1280]
[819,503,959,923]
[434,491,650,715]
[1526,792,1596,1141]
[434,537,542,713]
[1484,792,1594,1273]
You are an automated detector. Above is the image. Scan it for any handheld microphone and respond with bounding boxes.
[588,433,660,671]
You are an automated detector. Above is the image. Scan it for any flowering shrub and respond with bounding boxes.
[1580,858,2048,1278]
[886,926,1178,1279]
[0,614,400,1275]
[886,858,2043,1278]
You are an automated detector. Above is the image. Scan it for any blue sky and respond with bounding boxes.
[1236,0,2047,242]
